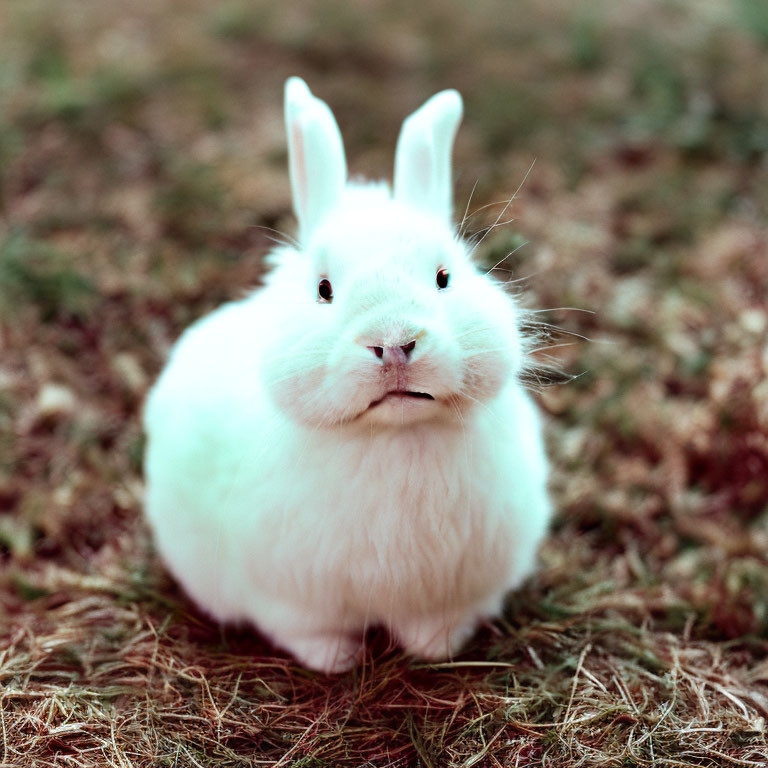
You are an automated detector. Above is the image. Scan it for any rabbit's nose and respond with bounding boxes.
[367,341,416,365]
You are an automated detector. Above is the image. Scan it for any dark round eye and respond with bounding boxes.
[318,278,333,302]
[436,268,450,290]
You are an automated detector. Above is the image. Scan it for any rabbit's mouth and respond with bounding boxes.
[368,390,435,409]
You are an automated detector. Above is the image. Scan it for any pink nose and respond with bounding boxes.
[367,340,416,365]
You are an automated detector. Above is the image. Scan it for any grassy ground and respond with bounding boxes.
[1,0,768,765]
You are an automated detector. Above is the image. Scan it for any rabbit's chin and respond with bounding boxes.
[355,390,446,427]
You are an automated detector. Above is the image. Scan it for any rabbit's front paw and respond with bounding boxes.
[396,614,478,661]
[282,632,363,674]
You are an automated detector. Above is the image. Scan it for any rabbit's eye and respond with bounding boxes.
[318,278,333,303]
[436,268,450,290]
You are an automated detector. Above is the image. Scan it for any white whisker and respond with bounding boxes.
[454,388,495,418]
[528,307,596,315]
[469,158,536,257]
[522,321,595,343]
[458,177,481,238]
[527,341,581,354]
[248,223,300,249]
[483,240,530,276]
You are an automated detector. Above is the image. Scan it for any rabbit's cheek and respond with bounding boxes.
[266,369,328,425]
[317,353,382,417]
[463,355,511,402]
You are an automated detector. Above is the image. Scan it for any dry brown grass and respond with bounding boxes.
[2,0,768,765]
[3,532,768,766]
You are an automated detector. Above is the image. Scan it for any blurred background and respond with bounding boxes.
[1,0,767,763]
[3,0,767,582]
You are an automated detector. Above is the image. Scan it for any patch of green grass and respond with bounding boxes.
[0,123,24,200]
[0,517,33,559]
[610,238,659,274]
[127,432,146,475]
[626,39,689,142]
[154,160,227,247]
[26,33,70,82]
[0,232,96,321]
[720,110,768,161]
[469,81,549,156]
[570,12,604,70]
[209,1,273,42]
[11,573,50,601]
[154,64,229,130]
[25,35,94,123]
[620,30,768,161]
[22,34,145,129]
[738,0,768,45]
[311,0,375,44]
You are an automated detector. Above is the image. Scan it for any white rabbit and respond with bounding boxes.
[143,77,552,673]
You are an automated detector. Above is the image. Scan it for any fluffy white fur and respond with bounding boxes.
[143,78,551,673]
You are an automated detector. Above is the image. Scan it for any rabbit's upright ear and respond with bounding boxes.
[394,90,463,224]
[285,77,347,244]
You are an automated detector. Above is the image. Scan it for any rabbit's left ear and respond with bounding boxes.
[393,90,463,224]
[285,77,347,244]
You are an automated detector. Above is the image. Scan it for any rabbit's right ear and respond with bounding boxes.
[394,90,463,224]
[284,77,347,245]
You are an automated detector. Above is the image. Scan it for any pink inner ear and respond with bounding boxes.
[291,121,308,218]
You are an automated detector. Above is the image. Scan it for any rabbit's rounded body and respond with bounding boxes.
[143,80,552,672]
[144,285,549,670]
